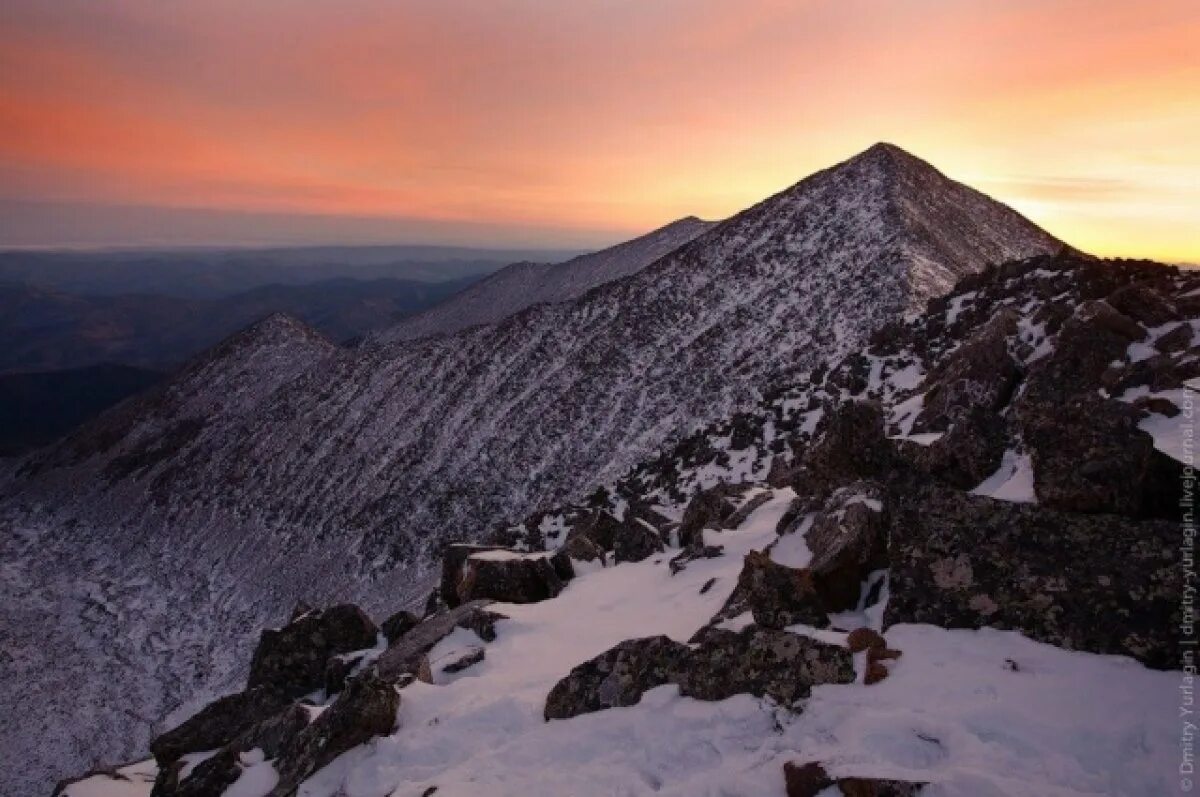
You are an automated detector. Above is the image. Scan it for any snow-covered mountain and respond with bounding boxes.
[57,250,1195,797]
[375,216,714,342]
[0,143,1059,797]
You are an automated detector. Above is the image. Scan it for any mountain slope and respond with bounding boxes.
[0,144,1059,796]
[377,216,714,341]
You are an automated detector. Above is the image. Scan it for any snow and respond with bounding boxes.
[970,450,1037,503]
[225,749,279,797]
[60,760,156,797]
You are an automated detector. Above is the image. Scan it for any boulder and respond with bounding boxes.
[269,674,399,797]
[885,485,1179,668]
[544,626,854,720]
[1020,395,1181,519]
[247,604,378,698]
[455,550,569,604]
[544,635,691,720]
[711,550,828,629]
[561,531,606,563]
[783,762,927,797]
[380,610,421,643]
[677,484,741,549]
[805,484,890,612]
[373,600,506,682]
[149,685,291,766]
[440,544,507,608]
[152,704,311,797]
[611,517,664,563]
[790,401,894,498]
[846,627,886,653]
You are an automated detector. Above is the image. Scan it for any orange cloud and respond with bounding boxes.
[1,0,1197,257]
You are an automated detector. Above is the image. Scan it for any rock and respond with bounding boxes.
[846,627,886,653]
[442,647,486,674]
[269,674,399,796]
[380,610,421,643]
[149,685,291,766]
[805,484,889,612]
[668,544,724,575]
[324,651,366,695]
[677,484,741,549]
[712,550,828,629]
[885,485,1179,668]
[247,604,378,698]
[681,626,856,705]
[440,544,507,608]
[783,762,927,797]
[544,635,691,720]
[611,517,664,563]
[373,601,506,682]
[152,704,311,797]
[561,531,606,563]
[1021,395,1181,518]
[790,401,894,498]
[912,308,1021,432]
[455,550,569,604]
[544,626,854,720]
[1154,323,1192,353]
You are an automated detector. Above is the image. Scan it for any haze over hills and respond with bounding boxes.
[0,143,1062,796]
[378,216,715,342]
[0,244,583,299]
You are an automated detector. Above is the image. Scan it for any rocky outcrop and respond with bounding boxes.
[373,600,506,682]
[783,762,926,796]
[544,626,854,720]
[711,551,828,629]
[805,484,889,612]
[677,484,742,549]
[790,402,895,500]
[885,486,1178,668]
[454,551,571,604]
[149,685,291,766]
[247,604,378,698]
[440,545,507,608]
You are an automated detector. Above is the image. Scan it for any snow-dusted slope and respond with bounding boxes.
[376,216,714,342]
[0,144,1058,797]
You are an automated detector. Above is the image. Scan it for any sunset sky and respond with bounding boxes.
[1,0,1197,259]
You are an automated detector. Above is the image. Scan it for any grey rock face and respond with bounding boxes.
[149,685,290,766]
[884,485,1179,668]
[805,483,890,612]
[711,550,828,629]
[454,552,570,605]
[372,601,505,682]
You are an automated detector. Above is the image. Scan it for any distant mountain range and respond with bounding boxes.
[0,244,584,299]
[378,216,714,341]
[0,143,1062,796]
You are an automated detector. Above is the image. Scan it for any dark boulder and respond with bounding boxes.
[269,674,399,797]
[380,610,421,643]
[561,530,606,563]
[455,550,569,604]
[611,517,664,563]
[149,685,291,766]
[247,604,378,698]
[152,704,311,797]
[373,600,506,682]
[783,762,927,797]
[885,485,1179,668]
[790,401,894,499]
[805,484,889,612]
[712,550,828,629]
[677,484,742,549]
[440,544,507,608]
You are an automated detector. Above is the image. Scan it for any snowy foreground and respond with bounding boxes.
[65,491,1179,797]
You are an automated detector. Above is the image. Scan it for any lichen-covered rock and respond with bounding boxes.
[544,626,854,720]
[247,604,378,698]
[885,485,1179,668]
[149,685,291,766]
[682,626,856,704]
[790,401,894,498]
[561,531,606,563]
[544,635,691,720]
[711,550,828,629]
[456,551,569,604]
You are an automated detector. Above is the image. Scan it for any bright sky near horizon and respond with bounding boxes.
[1,0,1197,259]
